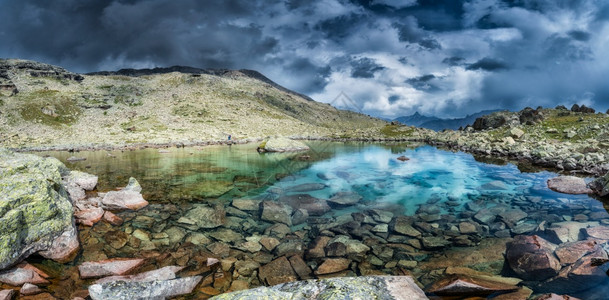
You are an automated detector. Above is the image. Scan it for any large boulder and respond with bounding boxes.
[473,113,508,130]
[210,276,428,300]
[258,137,310,152]
[0,149,79,269]
[519,107,544,125]
[506,235,561,281]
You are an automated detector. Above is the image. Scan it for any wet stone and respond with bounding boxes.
[178,204,225,229]
[209,229,242,244]
[234,260,260,277]
[259,237,280,252]
[369,210,394,223]
[207,242,231,258]
[555,240,601,265]
[231,199,261,211]
[291,208,309,226]
[105,231,129,249]
[315,258,351,275]
[279,194,331,216]
[258,257,297,286]
[506,235,560,281]
[327,192,362,207]
[274,240,305,257]
[391,217,421,237]
[264,223,291,239]
[420,236,451,250]
[583,226,609,240]
[260,201,293,226]
[459,222,478,234]
[288,255,312,279]
[307,236,331,259]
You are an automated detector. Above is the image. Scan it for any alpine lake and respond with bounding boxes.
[29,141,609,299]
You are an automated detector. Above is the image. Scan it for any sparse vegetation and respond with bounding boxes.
[17,90,81,126]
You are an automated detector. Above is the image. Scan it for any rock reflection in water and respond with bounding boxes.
[34,142,609,299]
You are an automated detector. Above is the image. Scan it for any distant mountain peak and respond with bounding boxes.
[393,109,502,131]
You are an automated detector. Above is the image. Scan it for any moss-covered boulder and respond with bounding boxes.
[210,276,428,299]
[0,148,79,269]
[257,137,310,152]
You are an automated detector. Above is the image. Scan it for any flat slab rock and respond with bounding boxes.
[88,276,202,300]
[79,258,145,279]
[210,276,428,300]
[547,176,593,194]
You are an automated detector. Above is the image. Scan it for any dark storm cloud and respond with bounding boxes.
[466,58,509,72]
[351,58,385,78]
[2,0,609,117]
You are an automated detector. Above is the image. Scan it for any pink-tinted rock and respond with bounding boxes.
[547,176,593,194]
[0,290,16,300]
[315,258,351,275]
[94,266,184,284]
[555,240,600,265]
[534,294,581,300]
[102,211,123,226]
[78,258,145,279]
[75,207,105,226]
[506,235,561,281]
[20,283,43,296]
[38,226,80,263]
[583,226,609,241]
[258,257,297,286]
[427,275,519,296]
[101,190,148,210]
[0,264,49,286]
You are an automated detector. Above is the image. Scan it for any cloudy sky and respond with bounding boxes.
[1,0,608,118]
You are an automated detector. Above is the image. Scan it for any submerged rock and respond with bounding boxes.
[210,276,428,300]
[101,178,148,210]
[279,194,330,216]
[426,275,519,296]
[260,201,293,226]
[327,192,362,207]
[79,258,145,279]
[0,263,50,286]
[258,256,298,286]
[258,137,310,152]
[177,204,225,229]
[0,149,79,269]
[547,176,593,194]
[89,276,202,300]
[506,235,561,281]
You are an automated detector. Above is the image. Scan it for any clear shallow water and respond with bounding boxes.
[33,142,609,298]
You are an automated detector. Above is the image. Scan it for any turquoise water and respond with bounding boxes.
[38,141,609,298]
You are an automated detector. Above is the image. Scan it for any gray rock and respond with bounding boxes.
[279,194,330,216]
[231,199,261,211]
[210,276,428,300]
[390,217,421,237]
[327,192,362,207]
[177,204,225,229]
[589,172,609,197]
[88,276,202,300]
[260,201,293,226]
[547,176,593,194]
[0,149,79,268]
[286,183,327,193]
[100,178,147,210]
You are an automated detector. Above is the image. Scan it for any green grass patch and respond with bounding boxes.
[171,104,208,118]
[17,90,81,126]
[380,124,414,137]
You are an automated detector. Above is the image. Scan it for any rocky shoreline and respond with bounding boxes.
[2,145,609,299]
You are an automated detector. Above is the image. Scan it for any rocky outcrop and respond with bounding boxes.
[472,113,508,131]
[210,276,428,299]
[571,104,595,114]
[0,149,79,269]
[519,107,544,125]
[257,137,310,152]
[588,171,609,197]
[0,59,84,83]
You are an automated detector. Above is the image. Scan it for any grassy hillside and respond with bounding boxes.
[0,59,385,149]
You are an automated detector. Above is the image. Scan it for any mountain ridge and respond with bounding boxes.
[393,109,502,131]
